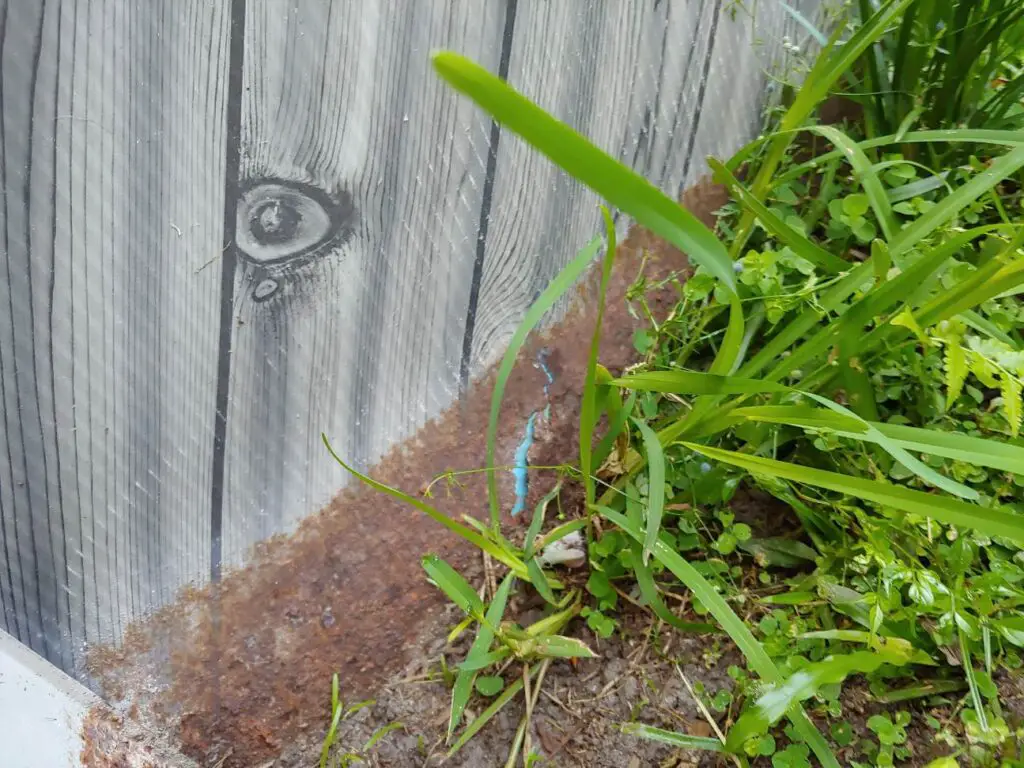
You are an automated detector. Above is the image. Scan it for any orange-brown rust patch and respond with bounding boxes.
[84,180,728,767]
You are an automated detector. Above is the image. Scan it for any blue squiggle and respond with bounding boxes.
[510,350,556,516]
[511,412,538,516]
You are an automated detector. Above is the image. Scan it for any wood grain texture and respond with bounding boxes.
[220,0,508,567]
[0,0,230,672]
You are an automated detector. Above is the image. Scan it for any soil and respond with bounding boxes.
[296,589,746,768]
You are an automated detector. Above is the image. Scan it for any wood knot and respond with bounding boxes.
[235,178,355,267]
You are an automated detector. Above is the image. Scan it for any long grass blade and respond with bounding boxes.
[733,405,1024,475]
[774,130,1024,188]
[633,417,666,565]
[811,125,898,240]
[322,434,528,576]
[432,50,749,398]
[581,210,618,514]
[725,649,916,752]
[432,52,737,293]
[888,146,1024,257]
[423,555,486,617]
[615,372,976,498]
[447,666,536,758]
[449,573,515,739]
[621,723,725,752]
[709,158,847,273]
[685,444,1024,544]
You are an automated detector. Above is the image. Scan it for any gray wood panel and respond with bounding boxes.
[221,0,508,567]
[0,0,229,671]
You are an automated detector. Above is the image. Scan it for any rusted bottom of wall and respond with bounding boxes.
[82,180,728,768]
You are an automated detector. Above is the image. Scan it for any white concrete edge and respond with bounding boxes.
[0,630,100,768]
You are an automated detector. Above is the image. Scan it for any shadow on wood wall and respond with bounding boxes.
[0,0,818,677]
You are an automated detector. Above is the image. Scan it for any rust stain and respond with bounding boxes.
[83,180,728,767]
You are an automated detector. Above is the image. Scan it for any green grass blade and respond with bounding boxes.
[447,666,535,758]
[530,635,596,659]
[633,417,666,565]
[628,537,718,634]
[319,674,344,768]
[621,723,725,752]
[725,649,916,753]
[538,519,588,550]
[685,444,1024,544]
[960,631,989,732]
[885,170,951,203]
[525,559,556,605]
[800,392,977,500]
[594,505,839,767]
[613,370,789,396]
[524,483,562,559]
[888,146,1024,257]
[756,404,1024,476]
[869,423,1024,476]
[709,158,847,273]
[734,405,1024,475]
[432,52,737,294]
[423,555,486,617]
[772,129,1024,188]
[581,210,618,513]
[617,490,717,634]
[875,680,967,704]
[523,479,562,604]
[449,573,515,739]
[430,52,752,391]
[363,722,404,752]
[322,434,528,577]
[811,125,897,240]
[616,370,976,498]
[481,236,601,528]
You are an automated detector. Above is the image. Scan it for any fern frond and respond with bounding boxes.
[1000,374,1023,438]
[945,342,968,411]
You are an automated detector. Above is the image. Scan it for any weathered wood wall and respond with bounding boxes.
[0,0,819,677]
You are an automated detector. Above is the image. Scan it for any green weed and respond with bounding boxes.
[318,673,402,768]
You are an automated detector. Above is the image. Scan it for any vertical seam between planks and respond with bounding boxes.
[46,0,73,673]
[210,0,246,583]
[22,0,56,663]
[0,0,23,644]
[680,0,724,184]
[458,0,518,391]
